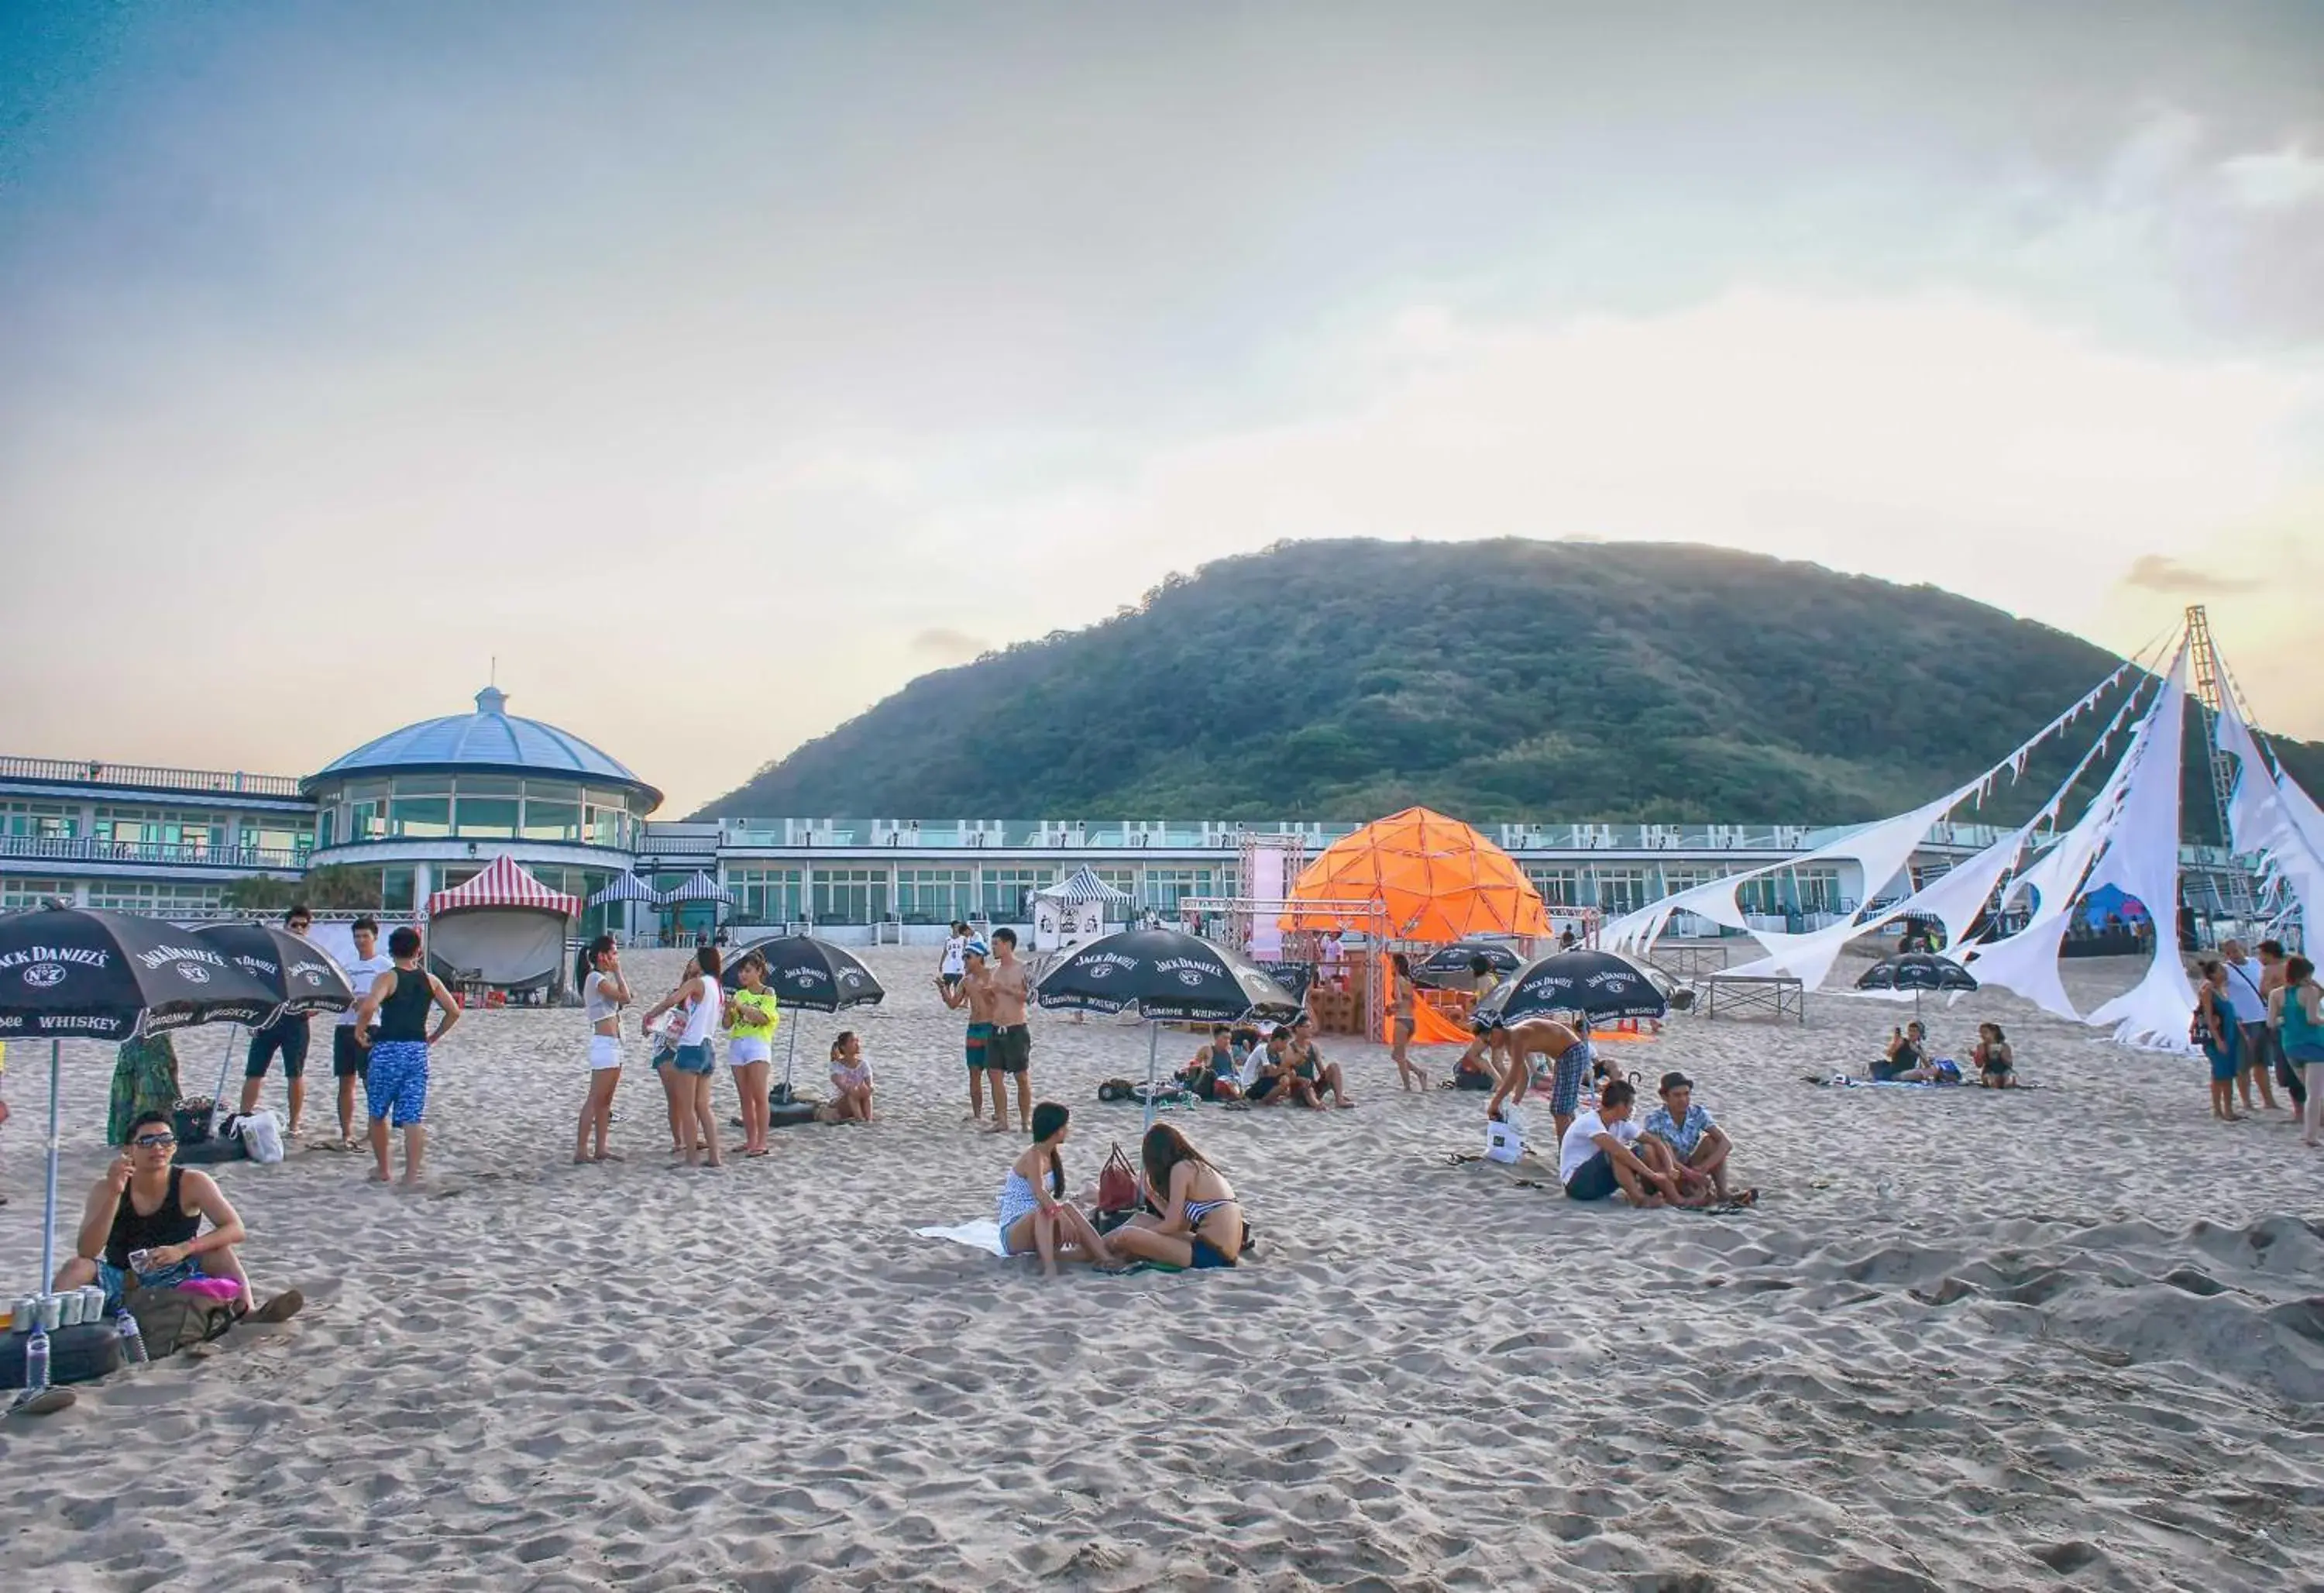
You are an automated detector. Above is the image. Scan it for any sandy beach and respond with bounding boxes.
[2,943,2320,1591]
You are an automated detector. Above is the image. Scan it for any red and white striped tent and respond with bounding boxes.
[425,856,581,996]
[425,854,583,919]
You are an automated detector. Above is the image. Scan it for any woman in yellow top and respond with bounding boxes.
[723,952,782,1158]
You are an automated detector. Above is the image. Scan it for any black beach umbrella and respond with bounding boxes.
[1037,928,1302,1127]
[1485,949,1670,1028]
[1857,951,1978,1018]
[724,935,886,1099]
[0,906,283,1386]
[190,921,359,1114]
[1413,940,1525,989]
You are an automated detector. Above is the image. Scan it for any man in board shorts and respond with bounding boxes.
[938,940,1008,1130]
[986,927,1035,1134]
[1483,1014,1597,1142]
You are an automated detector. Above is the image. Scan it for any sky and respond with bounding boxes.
[3,1,2321,814]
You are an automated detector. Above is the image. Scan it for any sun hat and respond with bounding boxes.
[965,940,991,959]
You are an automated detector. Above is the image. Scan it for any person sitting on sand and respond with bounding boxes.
[1972,1023,2016,1089]
[827,1031,875,1123]
[1558,1079,1687,1207]
[996,1102,1117,1277]
[1875,1021,1941,1083]
[1247,1028,1299,1105]
[1177,1027,1243,1103]
[1640,1072,1752,1206]
[1284,1014,1353,1108]
[1105,1123,1247,1268]
[53,1110,301,1321]
[1483,1014,1596,1141]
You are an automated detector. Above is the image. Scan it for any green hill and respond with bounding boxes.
[700,539,2322,828]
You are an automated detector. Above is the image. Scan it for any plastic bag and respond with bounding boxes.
[237,1109,284,1165]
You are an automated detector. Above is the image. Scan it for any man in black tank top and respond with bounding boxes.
[50,1110,270,1313]
[350,926,461,1186]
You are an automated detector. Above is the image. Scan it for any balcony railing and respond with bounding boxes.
[0,835,309,870]
[0,755,306,800]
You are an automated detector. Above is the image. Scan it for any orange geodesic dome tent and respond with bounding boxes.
[1281,807,1550,943]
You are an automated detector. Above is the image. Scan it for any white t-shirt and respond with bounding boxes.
[941,936,967,976]
[1558,1110,1640,1185]
[337,953,396,1026]
[2223,959,2271,1025]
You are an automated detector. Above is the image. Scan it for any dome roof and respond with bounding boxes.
[307,687,659,804]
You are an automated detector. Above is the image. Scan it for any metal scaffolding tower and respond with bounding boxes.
[2185,604,2255,921]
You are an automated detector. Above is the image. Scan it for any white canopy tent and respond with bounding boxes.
[1032,867,1134,953]
[425,855,583,997]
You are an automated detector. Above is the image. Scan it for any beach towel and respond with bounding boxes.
[914,1220,1007,1257]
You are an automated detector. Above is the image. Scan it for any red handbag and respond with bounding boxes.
[1096,1143,1138,1214]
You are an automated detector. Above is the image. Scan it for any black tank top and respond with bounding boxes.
[105,1168,200,1268]
[376,968,434,1043]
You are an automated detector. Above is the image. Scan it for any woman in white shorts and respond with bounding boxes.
[575,934,631,1164]
[723,950,780,1157]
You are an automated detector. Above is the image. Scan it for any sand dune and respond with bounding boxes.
[2,945,2319,1590]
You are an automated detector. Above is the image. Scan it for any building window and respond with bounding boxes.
[1140,869,1215,912]
[0,877,72,910]
[1591,869,1645,914]
[813,868,889,925]
[86,880,225,913]
[731,868,803,924]
[1525,866,1579,907]
[453,796,521,839]
[1092,868,1137,900]
[896,868,975,924]
[978,868,1043,920]
[1,802,79,840]
[521,800,581,842]
[390,796,451,838]
[382,866,416,911]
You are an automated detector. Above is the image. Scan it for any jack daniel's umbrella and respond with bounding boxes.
[723,936,885,1100]
[190,921,359,1120]
[1481,949,1669,1028]
[1412,940,1525,989]
[1856,951,1977,1018]
[0,907,283,1392]
[1037,928,1302,1127]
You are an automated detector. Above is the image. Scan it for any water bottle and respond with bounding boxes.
[116,1306,148,1366]
[22,1328,49,1394]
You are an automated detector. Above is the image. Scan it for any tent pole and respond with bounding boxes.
[1143,1020,1159,1132]
[39,1038,60,1295]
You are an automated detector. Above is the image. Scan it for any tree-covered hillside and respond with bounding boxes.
[700,539,2323,827]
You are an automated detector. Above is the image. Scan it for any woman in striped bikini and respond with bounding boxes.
[996,1102,1116,1277]
[1105,1123,1246,1270]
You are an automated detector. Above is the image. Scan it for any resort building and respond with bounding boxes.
[1,686,2254,943]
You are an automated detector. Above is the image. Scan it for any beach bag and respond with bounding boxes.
[1486,1112,1525,1165]
[1096,1144,1139,1216]
[171,1103,215,1146]
[123,1284,238,1359]
[237,1109,285,1165]
[1095,1078,1136,1103]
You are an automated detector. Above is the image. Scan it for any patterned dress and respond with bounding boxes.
[108,1034,182,1146]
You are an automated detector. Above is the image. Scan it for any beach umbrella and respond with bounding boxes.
[1036,927,1303,1127]
[189,921,359,1122]
[1483,948,1670,1028]
[722,935,885,1100]
[1856,951,1978,1019]
[0,906,281,1400]
[1411,940,1525,989]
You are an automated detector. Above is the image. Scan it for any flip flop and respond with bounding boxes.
[248,1289,305,1325]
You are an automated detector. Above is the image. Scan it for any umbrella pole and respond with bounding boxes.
[209,1024,240,1130]
[779,1021,799,1103]
[39,1039,60,1297]
[1143,1021,1160,1132]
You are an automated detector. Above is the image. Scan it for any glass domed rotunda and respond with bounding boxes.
[303,686,660,916]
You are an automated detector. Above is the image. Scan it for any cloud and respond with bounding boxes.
[910,627,989,663]
[2119,553,2267,596]
[2219,145,2324,212]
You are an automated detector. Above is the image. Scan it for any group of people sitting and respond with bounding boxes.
[1873,1020,2016,1087]
[995,1110,1246,1278]
[1173,1016,1354,1108]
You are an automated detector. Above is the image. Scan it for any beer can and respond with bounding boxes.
[10,1295,36,1333]
[36,1294,63,1332]
[56,1290,83,1328]
[81,1285,108,1323]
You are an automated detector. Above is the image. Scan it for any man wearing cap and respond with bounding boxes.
[1483,1013,1597,1143]
[1640,1072,1749,1206]
[937,940,1008,1131]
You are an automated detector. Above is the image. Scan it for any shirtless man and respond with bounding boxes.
[1483,1014,1597,1142]
[1284,1014,1354,1108]
[986,927,1036,1134]
[937,940,1007,1130]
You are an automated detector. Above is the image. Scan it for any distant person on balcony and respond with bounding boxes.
[241,905,315,1137]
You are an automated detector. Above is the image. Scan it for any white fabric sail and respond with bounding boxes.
[2213,690,2324,934]
[2085,651,2195,1051]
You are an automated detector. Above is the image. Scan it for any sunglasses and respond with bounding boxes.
[132,1133,177,1149]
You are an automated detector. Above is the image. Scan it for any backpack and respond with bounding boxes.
[123,1285,239,1358]
[1095,1143,1139,1216]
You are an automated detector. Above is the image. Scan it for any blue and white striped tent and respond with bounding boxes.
[658,871,735,907]
[586,873,660,907]
[1036,867,1136,908]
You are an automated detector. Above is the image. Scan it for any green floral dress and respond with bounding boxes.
[108,1034,181,1146]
